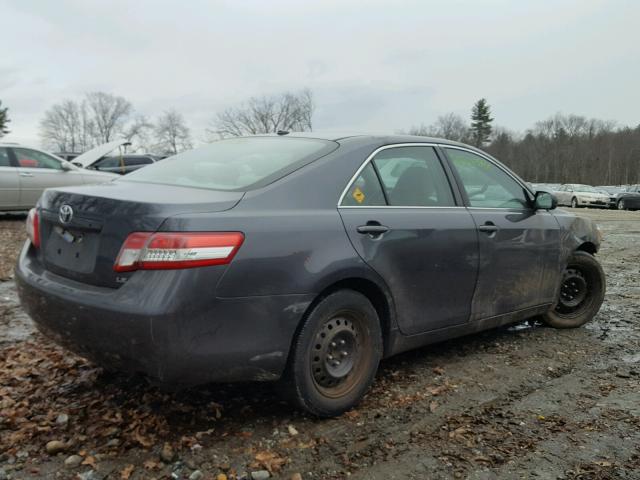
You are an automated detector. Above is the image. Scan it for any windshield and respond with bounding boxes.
[121,137,337,191]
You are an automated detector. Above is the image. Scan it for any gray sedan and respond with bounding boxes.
[16,134,606,417]
[0,143,116,211]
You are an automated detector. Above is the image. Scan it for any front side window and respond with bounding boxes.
[446,148,529,209]
[95,157,121,169]
[13,148,62,170]
[373,146,455,207]
[122,137,337,191]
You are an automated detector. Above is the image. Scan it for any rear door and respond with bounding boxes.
[339,145,479,335]
[12,147,86,207]
[0,147,20,209]
[443,147,561,320]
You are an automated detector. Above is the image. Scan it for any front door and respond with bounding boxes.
[12,147,85,207]
[443,147,561,320]
[339,145,479,335]
[0,147,20,209]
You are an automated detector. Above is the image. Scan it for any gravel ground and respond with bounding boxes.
[0,208,639,480]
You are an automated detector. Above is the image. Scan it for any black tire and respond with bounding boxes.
[571,197,579,208]
[542,251,606,329]
[282,290,383,417]
[617,199,626,210]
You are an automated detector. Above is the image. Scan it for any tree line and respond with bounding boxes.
[1,93,638,185]
[37,92,193,156]
[409,101,639,186]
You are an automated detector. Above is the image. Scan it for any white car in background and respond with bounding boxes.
[554,184,610,208]
[0,142,118,212]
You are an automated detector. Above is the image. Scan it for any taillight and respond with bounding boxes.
[114,232,244,272]
[26,208,40,248]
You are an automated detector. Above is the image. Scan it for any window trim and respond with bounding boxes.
[441,145,535,211]
[337,143,462,209]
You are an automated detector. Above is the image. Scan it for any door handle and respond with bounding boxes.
[357,222,389,236]
[19,172,34,177]
[478,222,498,234]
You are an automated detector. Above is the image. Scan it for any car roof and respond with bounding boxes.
[261,131,472,148]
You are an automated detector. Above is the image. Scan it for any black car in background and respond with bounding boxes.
[612,185,640,210]
[90,154,162,175]
[16,134,606,417]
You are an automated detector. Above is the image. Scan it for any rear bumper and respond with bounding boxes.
[15,242,313,385]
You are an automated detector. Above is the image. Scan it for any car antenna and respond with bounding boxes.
[276,130,289,136]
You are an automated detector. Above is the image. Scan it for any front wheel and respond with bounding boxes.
[542,251,606,328]
[571,197,579,208]
[282,290,382,417]
[617,199,626,210]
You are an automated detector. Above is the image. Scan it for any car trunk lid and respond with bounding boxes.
[37,181,243,288]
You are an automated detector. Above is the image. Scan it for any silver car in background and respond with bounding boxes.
[0,143,117,211]
[554,184,610,208]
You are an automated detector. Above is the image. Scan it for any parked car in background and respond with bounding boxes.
[71,139,160,175]
[598,185,640,210]
[90,154,162,175]
[0,143,117,211]
[531,183,561,193]
[554,184,610,208]
[615,185,640,210]
[17,134,606,417]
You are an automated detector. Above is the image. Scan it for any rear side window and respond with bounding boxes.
[373,146,455,207]
[341,163,386,206]
[122,137,337,191]
[0,147,11,167]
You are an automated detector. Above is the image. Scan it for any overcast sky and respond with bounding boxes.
[2,0,639,146]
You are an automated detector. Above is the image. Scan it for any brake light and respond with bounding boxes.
[114,232,244,272]
[26,208,40,248]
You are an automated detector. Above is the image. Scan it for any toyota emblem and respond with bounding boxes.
[59,204,74,224]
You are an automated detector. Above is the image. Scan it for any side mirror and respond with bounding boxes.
[60,162,73,171]
[534,191,557,210]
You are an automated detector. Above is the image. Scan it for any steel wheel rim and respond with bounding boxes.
[555,267,591,316]
[310,310,370,399]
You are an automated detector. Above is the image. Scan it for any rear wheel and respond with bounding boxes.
[571,197,579,208]
[617,199,626,210]
[282,290,382,417]
[542,251,605,328]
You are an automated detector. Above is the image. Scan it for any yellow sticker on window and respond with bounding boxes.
[352,187,365,204]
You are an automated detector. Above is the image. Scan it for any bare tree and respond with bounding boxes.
[84,92,133,143]
[39,100,93,152]
[0,100,10,138]
[207,89,314,138]
[124,115,155,152]
[154,110,192,155]
[408,113,470,142]
[40,92,134,152]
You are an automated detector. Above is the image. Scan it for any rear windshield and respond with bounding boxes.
[120,137,337,191]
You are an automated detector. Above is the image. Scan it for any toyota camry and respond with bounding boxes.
[16,133,606,417]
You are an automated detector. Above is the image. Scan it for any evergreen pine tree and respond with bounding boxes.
[0,100,10,138]
[470,98,493,146]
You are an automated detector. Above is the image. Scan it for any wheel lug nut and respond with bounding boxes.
[330,342,337,348]
[341,351,348,357]
[339,339,346,345]
[327,354,333,360]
